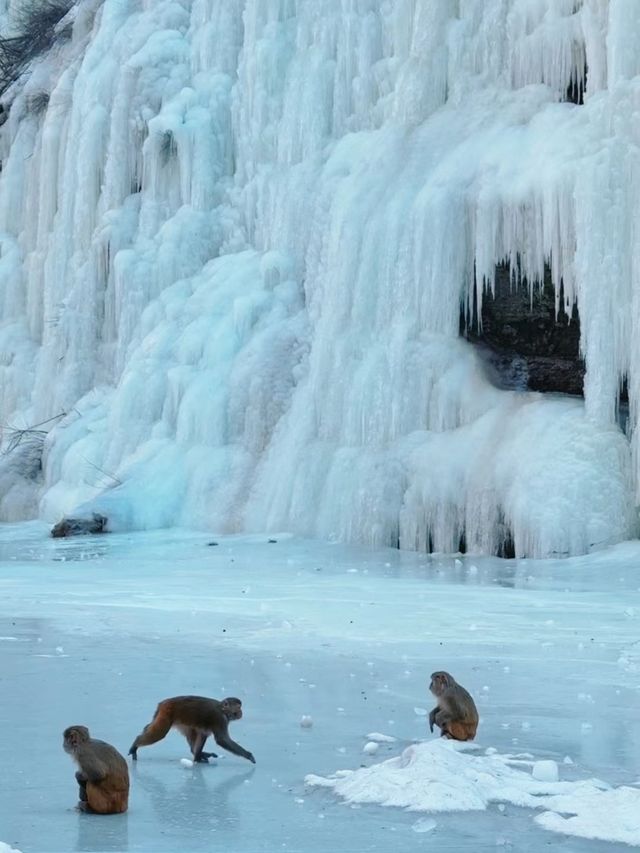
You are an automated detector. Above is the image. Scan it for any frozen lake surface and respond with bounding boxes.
[1,522,639,852]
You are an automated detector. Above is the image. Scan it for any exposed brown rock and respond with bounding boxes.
[51,513,108,538]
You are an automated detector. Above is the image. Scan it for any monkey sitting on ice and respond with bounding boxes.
[129,695,255,764]
[63,726,129,814]
[428,671,478,741]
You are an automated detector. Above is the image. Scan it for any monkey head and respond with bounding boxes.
[429,671,455,697]
[221,697,243,721]
[63,725,91,753]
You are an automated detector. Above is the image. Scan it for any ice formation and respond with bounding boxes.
[306,740,640,847]
[0,0,638,557]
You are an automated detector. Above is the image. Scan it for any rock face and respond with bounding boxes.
[51,513,107,538]
[463,264,585,396]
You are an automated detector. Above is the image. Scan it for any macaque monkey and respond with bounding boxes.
[63,726,129,814]
[129,695,255,764]
[428,671,478,741]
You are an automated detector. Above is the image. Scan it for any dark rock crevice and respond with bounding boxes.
[461,262,585,397]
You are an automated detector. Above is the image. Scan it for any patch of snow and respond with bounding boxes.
[366,733,396,744]
[306,740,640,845]
[411,818,437,834]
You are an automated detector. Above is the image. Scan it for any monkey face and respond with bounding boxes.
[221,698,243,720]
[429,671,452,696]
[63,725,90,752]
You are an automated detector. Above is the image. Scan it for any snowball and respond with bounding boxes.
[180,758,194,768]
[300,715,313,728]
[363,742,379,755]
[413,707,427,716]
[412,818,437,833]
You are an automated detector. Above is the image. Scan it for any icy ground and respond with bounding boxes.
[1,523,639,852]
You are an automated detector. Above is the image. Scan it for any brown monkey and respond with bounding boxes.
[63,726,129,814]
[128,695,255,764]
[428,671,478,741]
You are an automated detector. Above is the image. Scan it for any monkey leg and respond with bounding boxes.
[191,731,218,762]
[174,725,218,762]
[129,706,173,759]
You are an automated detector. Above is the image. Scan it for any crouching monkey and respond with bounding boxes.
[128,695,255,764]
[428,671,478,741]
[63,726,129,814]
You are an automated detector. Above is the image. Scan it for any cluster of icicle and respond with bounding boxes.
[0,0,637,557]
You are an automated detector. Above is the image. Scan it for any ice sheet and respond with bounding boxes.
[0,523,639,851]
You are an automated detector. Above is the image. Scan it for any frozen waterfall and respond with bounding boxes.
[0,0,637,557]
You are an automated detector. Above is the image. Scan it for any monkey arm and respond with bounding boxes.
[77,754,108,783]
[428,706,438,732]
[213,731,256,764]
[442,690,465,721]
[434,709,453,727]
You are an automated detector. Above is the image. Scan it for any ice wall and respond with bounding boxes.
[0,0,637,557]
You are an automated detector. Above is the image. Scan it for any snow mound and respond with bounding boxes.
[305,740,640,846]
[0,844,23,853]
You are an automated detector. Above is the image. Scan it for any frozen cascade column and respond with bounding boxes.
[0,0,633,555]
